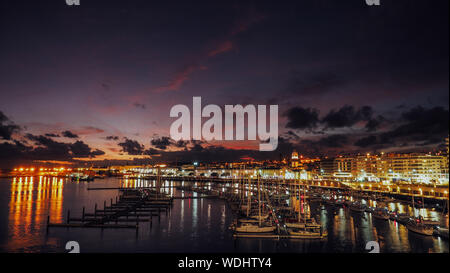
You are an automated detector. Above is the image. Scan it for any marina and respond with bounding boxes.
[0,175,448,253]
[0,0,448,265]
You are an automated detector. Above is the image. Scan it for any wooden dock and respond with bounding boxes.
[47,189,173,230]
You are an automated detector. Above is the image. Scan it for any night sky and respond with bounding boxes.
[0,0,448,168]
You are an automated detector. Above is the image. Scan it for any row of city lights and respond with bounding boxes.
[13,167,75,172]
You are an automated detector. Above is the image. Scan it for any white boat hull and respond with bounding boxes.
[285,222,321,229]
[287,229,327,239]
[235,225,276,233]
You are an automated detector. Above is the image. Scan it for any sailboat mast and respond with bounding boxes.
[241,166,244,201]
[258,171,261,227]
[247,174,251,217]
[298,177,301,223]
[422,195,425,216]
[302,179,305,217]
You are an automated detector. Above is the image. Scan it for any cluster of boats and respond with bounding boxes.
[178,176,448,240]
[226,175,327,239]
[321,193,448,238]
[69,172,94,182]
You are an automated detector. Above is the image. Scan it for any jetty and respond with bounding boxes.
[47,188,173,231]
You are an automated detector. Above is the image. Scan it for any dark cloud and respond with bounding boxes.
[284,105,382,134]
[322,105,373,129]
[118,138,145,155]
[133,103,146,109]
[91,149,106,156]
[190,143,204,152]
[76,126,105,135]
[105,135,119,141]
[61,130,79,138]
[284,105,384,137]
[144,148,160,156]
[175,140,189,148]
[317,134,348,148]
[70,140,105,157]
[354,135,378,148]
[44,133,60,137]
[365,116,385,132]
[0,141,29,160]
[415,136,444,146]
[26,134,71,159]
[117,138,179,157]
[284,106,320,130]
[190,140,205,145]
[352,106,449,149]
[380,106,449,144]
[25,134,105,159]
[108,136,296,164]
[152,138,295,164]
[283,130,301,141]
[298,134,349,155]
[0,134,105,167]
[0,111,20,140]
[0,111,9,123]
[150,136,173,150]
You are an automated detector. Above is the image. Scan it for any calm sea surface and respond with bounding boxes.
[0,177,448,253]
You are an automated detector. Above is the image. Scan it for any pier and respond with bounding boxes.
[47,188,173,231]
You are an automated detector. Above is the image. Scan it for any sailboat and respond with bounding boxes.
[349,201,366,212]
[405,195,434,236]
[406,216,434,236]
[372,208,390,220]
[346,185,365,213]
[234,222,276,233]
[371,201,389,220]
[286,179,326,239]
[234,172,276,233]
[285,180,319,228]
[379,196,395,203]
[418,195,439,225]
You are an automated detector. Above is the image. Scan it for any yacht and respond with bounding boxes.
[234,222,276,233]
[287,226,327,239]
[349,201,366,212]
[406,218,434,236]
[372,208,390,220]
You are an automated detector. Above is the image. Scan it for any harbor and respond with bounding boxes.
[0,175,448,253]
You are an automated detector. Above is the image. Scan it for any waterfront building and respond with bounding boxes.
[319,158,335,179]
[316,152,448,185]
[444,136,449,181]
[383,154,447,184]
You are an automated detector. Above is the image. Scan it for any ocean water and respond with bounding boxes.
[0,177,447,253]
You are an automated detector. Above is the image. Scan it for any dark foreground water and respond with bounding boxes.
[0,177,448,253]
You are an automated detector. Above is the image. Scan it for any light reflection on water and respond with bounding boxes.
[5,176,64,251]
[0,177,448,253]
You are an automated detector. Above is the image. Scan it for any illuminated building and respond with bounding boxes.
[291,150,299,168]
[317,152,448,185]
[334,156,354,181]
[444,136,449,180]
[319,158,335,179]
